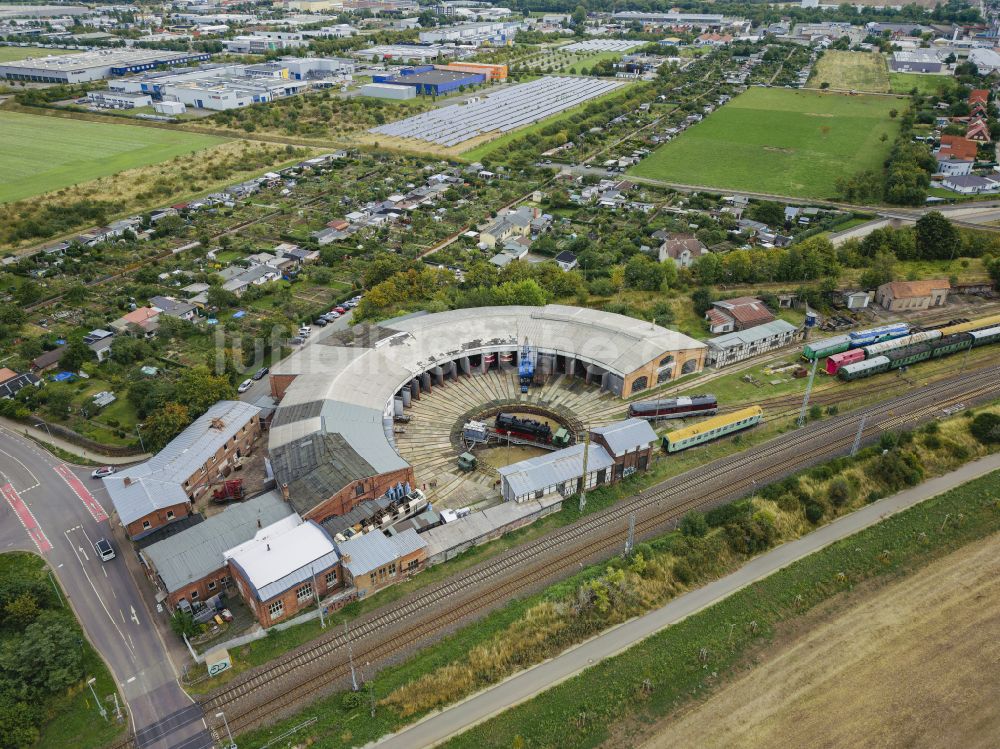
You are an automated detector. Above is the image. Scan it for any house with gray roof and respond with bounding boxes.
[706,319,799,367]
[103,401,262,539]
[336,528,427,598]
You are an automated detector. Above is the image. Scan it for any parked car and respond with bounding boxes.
[314,317,328,326]
[298,326,312,336]
[327,310,341,319]
[237,379,253,393]
[253,367,269,380]
[289,336,304,345]
[94,538,115,562]
[91,466,117,479]
[333,307,346,315]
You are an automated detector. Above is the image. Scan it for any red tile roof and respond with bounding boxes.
[939,135,979,161]
[969,88,989,105]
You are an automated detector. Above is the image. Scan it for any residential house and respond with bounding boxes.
[875,279,950,311]
[30,346,67,373]
[0,369,40,399]
[478,206,538,248]
[554,251,578,271]
[110,307,160,336]
[103,401,262,539]
[149,295,197,321]
[966,118,990,143]
[84,329,115,362]
[658,234,708,268]
[936,155,974,176]
[706,319,799,367]
[942,174,1000,194]
[937,134,979,161]
[705,297,775,334]
[221,265,281,296]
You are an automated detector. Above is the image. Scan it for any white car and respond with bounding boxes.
[91,466,117,479]
[237,379,254,393]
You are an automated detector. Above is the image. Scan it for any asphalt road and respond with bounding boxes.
[0,427,211,749]
[371,452,1000,749]
[236,309,354,405]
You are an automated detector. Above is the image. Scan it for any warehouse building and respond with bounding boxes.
[889,50,943,74]
[351,44,449,64]
[87,90,153,109]
[705,319,799,367]
[223,31,309,54]
[0,48,211,83]
[373,66,485,95]
[360,82,416,99]
[103,401,262,539]
[417,20,520,45]
[437,61,507,80]
[498,419,657,504]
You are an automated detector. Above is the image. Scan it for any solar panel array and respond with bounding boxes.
[370,76,625,148]
[560,40,645,52]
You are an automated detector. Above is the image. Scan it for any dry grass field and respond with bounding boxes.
[809,50,890,93]
[639,531,1000,749]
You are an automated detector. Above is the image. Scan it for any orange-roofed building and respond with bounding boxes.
[938,134,979,161]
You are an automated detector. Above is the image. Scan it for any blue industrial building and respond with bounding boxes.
[372,66,485,95]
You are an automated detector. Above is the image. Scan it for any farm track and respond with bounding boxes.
[165,365,1000,743]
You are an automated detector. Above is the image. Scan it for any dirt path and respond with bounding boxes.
[636,531,1000,749]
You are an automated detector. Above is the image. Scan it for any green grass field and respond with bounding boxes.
[0,46,78,62]
[0,110,227,203]
[629,88,901,200]
[809,50,889,92]
[889,72,956,95]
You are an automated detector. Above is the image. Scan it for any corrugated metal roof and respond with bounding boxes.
[103,400,261,526]
[591,418,657,456]
[498,443,615,499]
[143,491,293,593]
[707,319,797,350]
[336,527,426,578]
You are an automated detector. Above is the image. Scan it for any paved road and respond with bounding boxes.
[236,309,354,405]
[371,452,1000,749]
[0,427,211,749]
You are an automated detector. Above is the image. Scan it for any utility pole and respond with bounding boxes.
[366,662,376,718]
[797,356,819,428]
[311,566,325,629]
[578,428,590,513]
[624,512,635,557]
[345,622,358,692]
[850,413,868,457]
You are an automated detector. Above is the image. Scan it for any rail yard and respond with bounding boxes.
[148,363,1000,746]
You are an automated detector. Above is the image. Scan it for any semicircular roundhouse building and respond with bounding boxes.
[268,305,705,523]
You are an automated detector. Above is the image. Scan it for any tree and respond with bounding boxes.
[4,592,39,627]
[0,689,39,749]
[571,3,587,27]
[623,254,665,291]
[60,337,92,373]
[691,286,715,316]
[142,402,190,451]
[170,609,198,639]
[750,200,784,227]
[2,612,84,694]
[175,366,236,417]
[915,211,959,260]
[207,285,238,310]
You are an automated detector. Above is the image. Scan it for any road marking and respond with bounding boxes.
[0,446,39,488]
[130,605,140,626]
[2,483,53,553]
[126,676,136,684]
[63,529,135,659]
[54,464,108,522]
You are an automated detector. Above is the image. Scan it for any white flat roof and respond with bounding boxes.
[225,518,335,592]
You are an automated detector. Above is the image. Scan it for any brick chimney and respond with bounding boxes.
[280,483,290,502]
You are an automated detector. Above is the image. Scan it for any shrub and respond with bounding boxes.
[827,477,851,507]
[805,502,824,524]
[679,511,708,538]
[970,412,1000,444]
[672,559,693,584]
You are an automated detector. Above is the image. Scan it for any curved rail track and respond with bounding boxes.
[174,365,1000,743]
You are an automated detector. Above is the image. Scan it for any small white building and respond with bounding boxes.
[360,82,416,100]
[88,90,152,109]
[706,319,799,367]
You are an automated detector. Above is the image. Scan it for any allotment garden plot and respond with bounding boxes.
[370,76,624,151]
[629,88,901,200]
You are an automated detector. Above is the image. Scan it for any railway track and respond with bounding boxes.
[195,365,1000,742]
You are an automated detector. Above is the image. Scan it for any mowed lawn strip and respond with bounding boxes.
[809,50,889,92]
[629,88,901,199]
[889,72,956,95]
[0,110,227,203]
